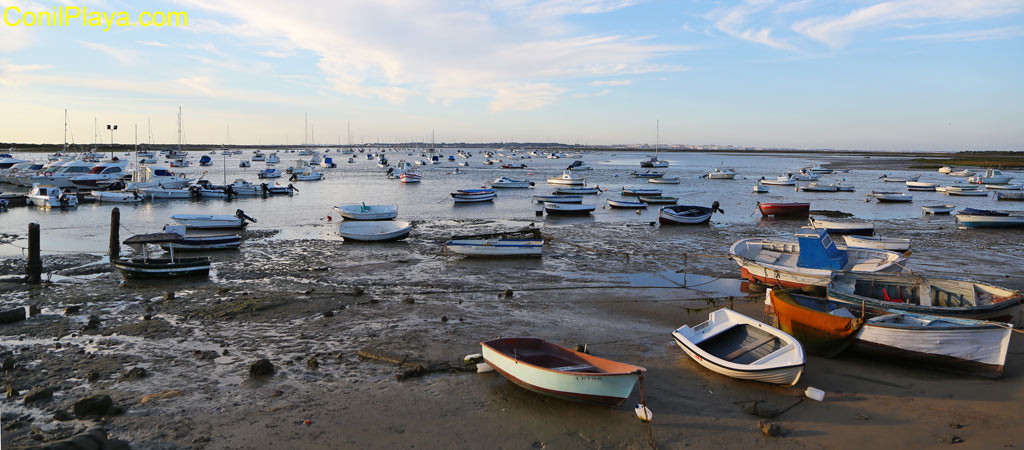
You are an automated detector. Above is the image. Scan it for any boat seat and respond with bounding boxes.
[722,335,776,362]
[550,364,597,372]
[755,250,783,264]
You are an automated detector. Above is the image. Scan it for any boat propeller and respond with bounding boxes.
[235,209,257,223]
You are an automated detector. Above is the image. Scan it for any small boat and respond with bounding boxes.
[950,169,977,177]
[640,156,669,168]
[905,181,938,191]
[753,184,768,193]
[938,166,953,174]
[452,189,497,203]
[995,191,1024,201]
[968,169,1013,185]
[290,168,324,181]
[828,272,1024,321]
[658,202,723,225]
[922,204,955,214]
[672,308,804,385]
[27,184,78,208]
[171,210,256,229]
[648,177,680,184]
[955,208,1024,229]
[335,203,398,220]
[760,174,797,186]
[446,227,544,256]
[757,202,809,217]
[544,202,596,215]
[869,191,913,203]
[480,337,644,406]
[489,176,533,188]
[533,195,582,204]
[730,226,904,288]
[258,168,282,178]
[546,171,584,185]
[266,153,280,164]
[260,183,297,195]
[631,170,663,178]
[637,195,677,204]
[842,235,911,251]
[239,160,251,168]
[501,163,527,169]
[251,152,265,161]
[766,289,860,357]
[566,160,592,171]
[792,170,819,181]
[881,174,920,182]
[985,183,1023,190]
[115,232,210,279]
[199,155,213,166]
[946,186,988,196]
[338,220,412,242]
[135,187,192,199]
[807,166,833,174]
[159,226,241,251]
[91,190,144,203]
[800,182,839,192]
[400,172,422,183]
[621,188,661,197]
[554,187,601,195]
[809,218,874,236]
[938,183,983,192]
[704,168,736,179]
[607,199,647,209]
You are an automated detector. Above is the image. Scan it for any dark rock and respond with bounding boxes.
[6,385,18,398]
[441,315,448,322]
[70,435,102,450]
[271,390,283,398]
[23,386,54,404]
[86,370,100,382]
[222,349,230,356]
[302,288,314,295]
[743,401,781,418]
[217,287,230,294]
[352,287,364,296]
[249,358,275,378]
[2,357,15,371]
[947,435,964,444]
[142,314,152,321]
[164,291,175,301]
[322,310,334,318]
[118,367,147,381]
[29,305,41,315]
[403,297,415,304]
[307,357,319,370]
[193,350,218,360]
[74,395,113,417]
[64,305,82,315]
[54,342,62,349]
[758,420,782,437]
[52,410,74,421]
[83,316,101,330]
[503,289,514,298]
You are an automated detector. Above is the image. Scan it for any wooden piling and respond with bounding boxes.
[26,223,41,284]
[109,207,120,260]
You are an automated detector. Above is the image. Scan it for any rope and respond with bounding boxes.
[638,374,658,449]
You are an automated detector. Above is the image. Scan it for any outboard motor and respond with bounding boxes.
[188,185,202,198]
[287,183,298,193]
[712,201,724,214]
[235,209,257,223]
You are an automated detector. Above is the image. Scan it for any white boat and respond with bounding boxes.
[949,169,976,177]
[258,168,282,179]
[171,210,256,229]
[544,202,596,215]
[800,182,839,192]
[985,183,1023,190]
[290,168,324,181]
[136,187,192,199]
[905,181,938,191]
[446,237,545,256]
[70,160,129,188]
[533,195,582,204]
[753,184,768,193]
[566,160,592,171]
[938,166,953,174]
[27,184,78,208]
[807,165,833,174]
[91,190,144,203]
[29,159,95,188]
[649,177,680,184]
[400,172,421,183]
[266,153,280,164]
[761,174,797,186]
[870,191,913,202]
[842,235,911,251]
[936,183,979,193]
[546,171,585,185]
[489,176,533,188]
[956,208,1024,229]
[881,174,920,182]
[792,170,819,181]
[451,189,497,203]
[169,158,190,168]
[335,204,398,220]
[480,337,644,406]
[969,169,1013,185]
[922,204,955,214]
[251,151,266,161]
[658,203,723,225]
[705,168,736,179]
[672,309,804,386]
[607,199,647,209]
[946,186,988,196]
[809,218,874,235]
[338,220,412,242]
[730,226,904,288]
[125,165,193,190]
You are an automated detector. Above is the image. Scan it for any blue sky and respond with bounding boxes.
[1,0,1022,150]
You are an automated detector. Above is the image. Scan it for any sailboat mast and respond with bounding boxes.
[655,119,660,158]
[177,107,183,151]
[63,109,68,152]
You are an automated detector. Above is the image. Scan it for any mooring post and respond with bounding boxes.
[109,207,120,260]
[26,223,41,284]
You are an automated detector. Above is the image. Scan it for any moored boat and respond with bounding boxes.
[922,204,955,214]
[828,272,1023,321]
[946,187,988,196]
[631,170,664,178]
[446,227,544,256]
[159,226,241,251]
[546,171,585,185]
[481,337,644,406]
[607,199,647,209]
[115,232,210,279]
[26,184,78,208]
[757,202,809,217]
[810,218,874,236]
[170,209,256,229]
[335,203,398,220]
[869,191,913,203]
[658,202,723,225]
[766,289,860,357]
[881,174,920,182]
[995,191,1024,201]
[452,189,497,203]
[553,187,601,195]
[906,181,938,191]
[955,208,1024,229]
[338,220,412,242]
[637,195,678,204]
[672,308,804,385]
[800,182,839,192]
[621,188,661,197]
[91,190,144,203]
[489,176,533,188]
[968,169,1013,185]
[704,168,736,179]
[760,174,797,186]
[648,177,680,184]
[533,195,582,204]
[544,202,596,215]
[842,235,911,251]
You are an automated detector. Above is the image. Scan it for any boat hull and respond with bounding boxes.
[113,257,210,279]
[446,239,543,256]
[851,319,1011,378]
[757,202,809,217]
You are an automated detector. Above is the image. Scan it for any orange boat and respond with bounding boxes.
[767,289,862,357]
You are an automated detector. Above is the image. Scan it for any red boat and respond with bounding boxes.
[758,202,810,217]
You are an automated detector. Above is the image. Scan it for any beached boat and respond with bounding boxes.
[949,169,976,177]
[258,168,282,179]
[452,189,497,203]
[621,188,661,197]
[637,195,677,204]
[480,337,644,406]
[658,202,723,225]
[546,171,585,185]
[489,176,533,188]
[648,177,680,184]
[26,185,78,208]
[799,182,839,192]
[946,187,988,196]
[985,183,1023,190]
[501,163,527,169]
[631,170,664,178]
[239,160,251,168]
[955,208,1024,229]
[672,308,804,385]
[969,169,1013,185]
[338,220,412,242]
[566,160,592,171]
[544,202,596,215]
[170,210,256,229]
[115,232,211,279]
[266,153,280,164]
[870,191,913,203]
[809,218,874,236]
[159,226,241,251]
[335,204,398,220]
[905,181,938,191]
[828,272,1023,321]
[704,168,736,179]
[290,168,324,181]
[91,190,144,203]
[533,195,583,204]
[842,235,911,251]
[446,227,544,256]
[922,204,955,215]
[753,184,768,193]
[730,226,904,288]
[251,152,265,161]
[995,191,1024,201]
[761,174,797,186]
[607,199,647,209]
[400,172,422,183]
[766,289,860,357]
[553,187,601,195]
[757,202,809,217]
[881,174,920,182]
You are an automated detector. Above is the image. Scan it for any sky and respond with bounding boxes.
[1,0,1022,151]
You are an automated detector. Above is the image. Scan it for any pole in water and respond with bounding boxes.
[109,207,120,260]
[26,223,41,284]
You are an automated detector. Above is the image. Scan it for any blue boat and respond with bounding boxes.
[955,208,1024,229]
[199,155,212,166]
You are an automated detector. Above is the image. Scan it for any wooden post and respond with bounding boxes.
[26,223,41,284]
[109,207,120,260]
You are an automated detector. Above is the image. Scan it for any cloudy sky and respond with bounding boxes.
[1,0,1022,150]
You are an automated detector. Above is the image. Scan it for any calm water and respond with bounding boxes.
[1,149,1020,257]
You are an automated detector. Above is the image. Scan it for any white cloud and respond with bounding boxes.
[590,79,632,86]
[79,41,141,65]
[706,0,798,50]
[138,41,168,47]
[0,60,51,87]
[793,0,1024,48]
[888,26,1024,42]
[489,83,566,112]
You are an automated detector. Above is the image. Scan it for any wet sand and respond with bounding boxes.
[1,217,1023,449]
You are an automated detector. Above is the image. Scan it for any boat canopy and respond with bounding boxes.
[796,227,848,270]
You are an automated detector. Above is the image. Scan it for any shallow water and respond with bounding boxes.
[1,149,1020,257]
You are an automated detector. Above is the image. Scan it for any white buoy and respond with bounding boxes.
[634,404,653,422]
[463,353,482,364]
[476,362,494,373]
[804,386,825,401]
